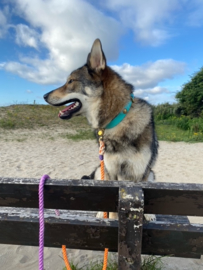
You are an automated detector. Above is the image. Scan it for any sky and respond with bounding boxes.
[0,0,203,106]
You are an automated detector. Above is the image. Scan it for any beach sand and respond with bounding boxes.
[0,128,203,270]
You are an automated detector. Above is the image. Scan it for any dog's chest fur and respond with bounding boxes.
[95,99,158,182]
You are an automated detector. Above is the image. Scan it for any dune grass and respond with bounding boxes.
[156,123,203,142]
[0,104,95,141]
[0,104,202,142]
[63,260,118,270]
[141,256,163,270]
[62,256,163,270]
[0,104,89,129]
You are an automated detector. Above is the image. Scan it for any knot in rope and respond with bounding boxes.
[99,140,105,158]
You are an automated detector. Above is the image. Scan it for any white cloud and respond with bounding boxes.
[149,86,168,94]
[0,10,6,26]
[2,58,67,84]
[103,0,203,46]
[0,0,188,105]
[103,0,180,46]
[133,86,169,103]
[111,60,186,90]
[110,60,186,102]
[0,0,122,84]
[15,24,39,49]
[134,86,168,96]
[0,62,6,68]
[143,96,149,101]
[146,93,177,105]
[0,7,8,38]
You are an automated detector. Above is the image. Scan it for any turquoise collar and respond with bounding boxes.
[105,94,134,129]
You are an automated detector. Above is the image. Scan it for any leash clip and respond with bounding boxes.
[98,129,105,141]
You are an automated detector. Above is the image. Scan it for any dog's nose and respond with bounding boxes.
[43,92,49,101]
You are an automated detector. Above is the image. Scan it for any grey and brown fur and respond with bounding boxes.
[44,39,158,218]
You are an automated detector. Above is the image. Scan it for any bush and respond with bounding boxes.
[176,67,203,117]
[155,115,203,133]
[154,103,184,121]
[175,116,190,131]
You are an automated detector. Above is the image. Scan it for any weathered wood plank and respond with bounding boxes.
[142,186,203,216]
[118,186,144,270]
[141,182,203,191]
[0,208,118,251]
[142,220,203,259]
[1,178,203,190]
[0,177,136,187]
[1,208,203,259]
[0,178,119,211]
[156,214,190,224]
[1,177,203,261]
[1,178,203,216]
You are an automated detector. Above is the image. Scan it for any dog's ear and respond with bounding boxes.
[87,39,106,72]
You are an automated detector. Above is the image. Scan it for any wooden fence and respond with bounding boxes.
[0,177,203,269]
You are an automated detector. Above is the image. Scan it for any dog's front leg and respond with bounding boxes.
[81,166,98,180]
[81,165,101,180]
[144,214,156,222]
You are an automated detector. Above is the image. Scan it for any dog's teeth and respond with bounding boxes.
[59,110,64,115]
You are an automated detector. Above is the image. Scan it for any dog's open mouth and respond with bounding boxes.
[58,99,82,119]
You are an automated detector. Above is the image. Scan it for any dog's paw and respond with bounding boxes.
[81,175,91,180]
[96,211,104,218]
[109,212,118,219]
[144,214,156,222]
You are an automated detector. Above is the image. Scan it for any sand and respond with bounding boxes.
[0,128,203,270]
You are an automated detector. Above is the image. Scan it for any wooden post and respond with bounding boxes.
[118,185,144,269]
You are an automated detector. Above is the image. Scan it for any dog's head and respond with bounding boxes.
[44,39,106,120]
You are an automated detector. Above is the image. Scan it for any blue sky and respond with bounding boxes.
[0,0,203,106]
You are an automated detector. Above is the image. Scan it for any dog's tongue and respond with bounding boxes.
[58,102,74,118]
[62,102,74,112]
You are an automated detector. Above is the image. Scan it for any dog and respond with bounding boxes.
[44,39,158,220]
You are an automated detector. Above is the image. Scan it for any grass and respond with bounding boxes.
[155,115,203,142]
[0,104,89,130]
[0,104,95,141]
[65,129,95,141]
[156,123,203,142]
[62,256,163,270]
[155,115,203,133]
[0,104,202,142]
[63,260,118,270]
[141,256,163,270]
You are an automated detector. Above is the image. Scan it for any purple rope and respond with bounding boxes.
[39,174,50,270]
[55,209,60,216]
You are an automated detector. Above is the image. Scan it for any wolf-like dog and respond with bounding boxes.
[44,39,158,218]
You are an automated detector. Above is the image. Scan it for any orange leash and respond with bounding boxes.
[99,139,109,270]
[62,133,108,270]
[62,245,72,270]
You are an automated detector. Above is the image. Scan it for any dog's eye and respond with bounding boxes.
[68,79,73,84]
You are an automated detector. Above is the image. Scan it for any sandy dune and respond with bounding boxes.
[0,129,203,269]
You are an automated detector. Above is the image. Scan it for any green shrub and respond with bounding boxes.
[175,116,190,131]
[176,67,203,117]
[153,103,184,121]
